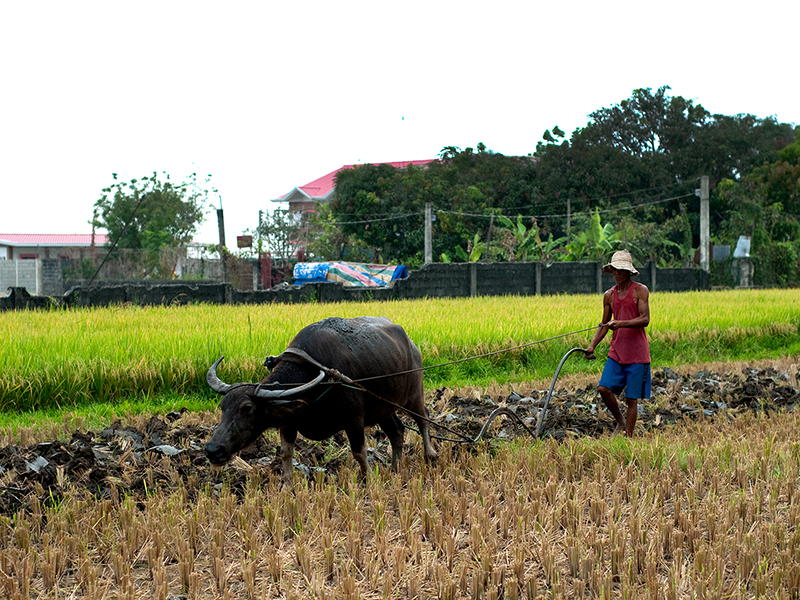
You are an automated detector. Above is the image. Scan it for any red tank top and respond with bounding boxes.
[608,281,651,364]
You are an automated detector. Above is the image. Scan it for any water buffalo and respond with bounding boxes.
[205,316,438,482]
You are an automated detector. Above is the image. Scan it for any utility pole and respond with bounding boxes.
[217,197,227,282]
[566,198,571,243]
[424,202,432,264]
[483,212,494,261]
[699,176,709,273]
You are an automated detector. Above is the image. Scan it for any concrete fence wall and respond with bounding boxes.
[1,260,706,311]
[0,259,43,295]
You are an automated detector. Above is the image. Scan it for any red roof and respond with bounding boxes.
[0,233,109,246]
[277,159,436,202]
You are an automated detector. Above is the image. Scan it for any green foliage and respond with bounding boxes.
[92,172,213,278]
[533,86,796,240]
[758,241,800,286]
[564,211,622,261]
[330,149,538,264]
[496,214,535,261]
[715,130,800,287]
[453,233,486,262]
[496,214,566,262]
[255,209,303,261]
[93,172,213,251]
[62,258,97,280]
[330,163,428,264]
[307,204,373,263]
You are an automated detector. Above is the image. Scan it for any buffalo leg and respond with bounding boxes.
[344,426,369,480]
[279,427,297,485]
[408,383,438,463]
[378,414,405,471]
[414,413,438,463]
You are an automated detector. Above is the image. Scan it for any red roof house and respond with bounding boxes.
[274,159,435,213]
[0,233,109,260]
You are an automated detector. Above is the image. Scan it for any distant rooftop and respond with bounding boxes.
[0,233,109,246]
[275,159,436,204]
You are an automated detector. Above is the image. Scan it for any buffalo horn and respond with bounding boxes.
[206,357,233,394]
[255,370,326,399]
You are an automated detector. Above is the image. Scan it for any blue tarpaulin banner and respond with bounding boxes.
[293,262,408,287]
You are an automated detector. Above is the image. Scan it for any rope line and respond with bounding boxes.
[348,325,599,383]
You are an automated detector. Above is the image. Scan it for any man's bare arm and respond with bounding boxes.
[584,290,614,358]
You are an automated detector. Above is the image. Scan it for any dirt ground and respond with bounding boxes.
[1,359,798,517]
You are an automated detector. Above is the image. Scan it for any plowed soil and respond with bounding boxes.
[1,362,797,516]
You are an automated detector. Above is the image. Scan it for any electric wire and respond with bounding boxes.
[313,192,697,226]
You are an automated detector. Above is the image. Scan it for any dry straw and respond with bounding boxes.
[2,406,800,598]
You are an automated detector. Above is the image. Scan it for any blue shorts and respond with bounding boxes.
[599,358,651,399]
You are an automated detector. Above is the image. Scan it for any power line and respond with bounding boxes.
[437,192,696,221]
[307,184,701,227]
[332,212,421,225]
[314,191,698,226]
[323,180,696,223]
[495,179,695,214]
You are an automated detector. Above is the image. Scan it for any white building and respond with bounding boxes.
[0,233,108,260]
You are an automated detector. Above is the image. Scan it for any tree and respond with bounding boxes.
[306,204,370,262]
[715,131,800,285]
[93,172,212,251]
[330,162,428,264]
[533,87,796,240]
[254,209,303,261]
[330,148,539,265]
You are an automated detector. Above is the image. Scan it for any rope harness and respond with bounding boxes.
[262,325,600,444]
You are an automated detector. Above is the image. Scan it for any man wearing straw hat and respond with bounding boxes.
[583,250,651,437]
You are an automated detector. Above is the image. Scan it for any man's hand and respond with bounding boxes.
[604,320,622,331]
[583,349,596,360]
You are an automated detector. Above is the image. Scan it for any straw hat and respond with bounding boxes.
[603,250,639,275]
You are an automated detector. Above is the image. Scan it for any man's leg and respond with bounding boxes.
[598,385,626,434]
[625,398,637,437]
[622,363,649,437]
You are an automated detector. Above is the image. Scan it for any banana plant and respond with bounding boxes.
[454,233,487,262]
[536,232,567,263]
[565,210,621,261]
[497,214,565,262]
[497,215,535,261]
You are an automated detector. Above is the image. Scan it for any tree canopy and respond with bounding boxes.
[92,172,213,251]
[329,147,538,264]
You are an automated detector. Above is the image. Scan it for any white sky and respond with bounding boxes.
[2,1,798,245]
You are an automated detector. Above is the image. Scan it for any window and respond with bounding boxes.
[19,254,39,259]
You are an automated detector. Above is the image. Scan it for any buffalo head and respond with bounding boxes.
[204,357,324,465]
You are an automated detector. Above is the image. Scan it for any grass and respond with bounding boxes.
[1,289,798,412]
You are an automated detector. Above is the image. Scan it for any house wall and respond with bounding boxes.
[0,244,100,260]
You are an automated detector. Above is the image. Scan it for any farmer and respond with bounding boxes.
[583,250,651,436]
